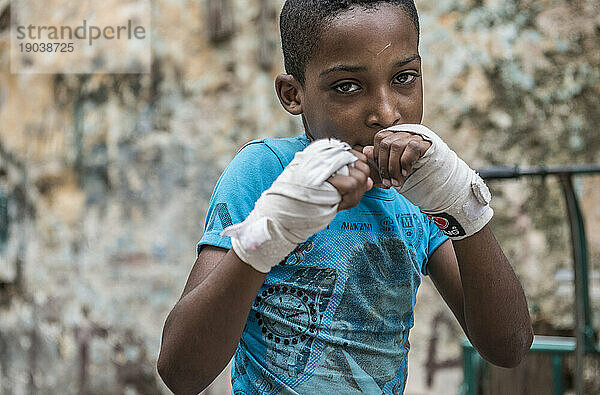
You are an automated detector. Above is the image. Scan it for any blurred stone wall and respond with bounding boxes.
[0,0,598,394]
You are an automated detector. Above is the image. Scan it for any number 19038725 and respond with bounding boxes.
[18,42,74,52]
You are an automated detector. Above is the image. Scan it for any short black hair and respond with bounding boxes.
[280,0,420,86]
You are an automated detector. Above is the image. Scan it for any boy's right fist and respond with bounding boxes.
[221,138,359,273]
[326,149,373,212]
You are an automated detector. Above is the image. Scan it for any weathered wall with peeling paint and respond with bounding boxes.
[0,0,599,393]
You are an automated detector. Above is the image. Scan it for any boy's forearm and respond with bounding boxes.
[453,225,534,368]
[157,250,267,394]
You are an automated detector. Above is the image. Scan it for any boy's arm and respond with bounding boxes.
[364,125,533,367]
[157,246,266,394]
[157,147,372,394]
[427,226,533,368]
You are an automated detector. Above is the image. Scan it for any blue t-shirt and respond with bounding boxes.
[197,134,448,394]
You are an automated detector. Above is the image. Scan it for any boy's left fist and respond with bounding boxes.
[362,130,431,187]
[364,124,493,240]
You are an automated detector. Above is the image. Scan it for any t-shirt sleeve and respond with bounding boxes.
[421,212,449,276]
[196,142,285,257]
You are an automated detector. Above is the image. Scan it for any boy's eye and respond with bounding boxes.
[394,72,420,85]
[333,81,361,93]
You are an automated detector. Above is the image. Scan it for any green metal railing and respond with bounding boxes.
[461,165,600,395]
[462,336,576,395]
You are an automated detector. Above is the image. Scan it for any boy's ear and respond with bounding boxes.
[275,74,303,115]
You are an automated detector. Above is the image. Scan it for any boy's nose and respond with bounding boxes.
[365,87,403,129]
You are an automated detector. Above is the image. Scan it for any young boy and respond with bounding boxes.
[158,1,533,393]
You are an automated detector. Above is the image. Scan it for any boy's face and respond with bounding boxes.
[296,4,423,151]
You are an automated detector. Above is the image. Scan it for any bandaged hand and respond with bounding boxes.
[363,124,493,240]
[221,138,369,273]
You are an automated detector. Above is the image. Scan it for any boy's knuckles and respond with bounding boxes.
[407,139,422,154]
[363,168,372,180]
[355,161,370,175]
[350,149,367,162]
[400,152,415,169]
[362,146,375,160]
[375,130,394,140]
[406,138,418,148]
[379,139,392,150]
[389,143,403,158]
[347,166,359,176]
[352,172,368,186]
[347,177,359,190]
[329,175,358,194]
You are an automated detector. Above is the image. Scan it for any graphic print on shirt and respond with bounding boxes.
[205,202,233,231]
[232,340,283,395]
[251,266,338,383]
[280,240,314,267]
[325,236,421,393]
[398,213,424,249]
[292,345,385,394]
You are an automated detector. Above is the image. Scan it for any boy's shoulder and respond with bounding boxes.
[237,134,310,169]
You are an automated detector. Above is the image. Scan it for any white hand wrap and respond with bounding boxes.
[386,124,493,240]
[221,138,357,272]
